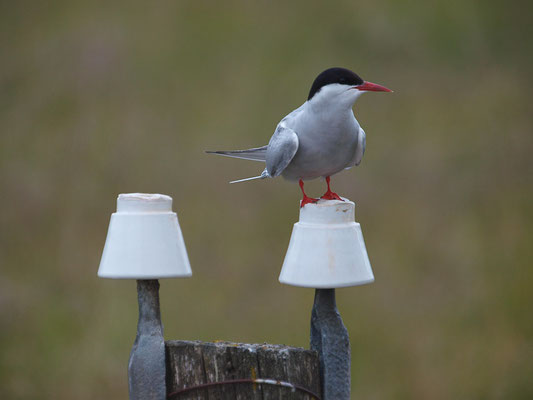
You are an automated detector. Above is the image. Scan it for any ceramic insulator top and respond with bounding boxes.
[117,193,172,213]
[299,199,355,225]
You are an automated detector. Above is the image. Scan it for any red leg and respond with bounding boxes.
[321,176,343,201]
[299,179,318,208]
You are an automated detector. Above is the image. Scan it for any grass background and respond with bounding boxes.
[1,1,532,398]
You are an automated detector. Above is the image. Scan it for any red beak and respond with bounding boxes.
[354,81,392,92]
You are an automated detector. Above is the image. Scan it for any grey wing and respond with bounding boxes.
[348,127,366,168]
[265,125,299,177]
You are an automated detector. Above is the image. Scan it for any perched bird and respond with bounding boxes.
[207,67,391,207]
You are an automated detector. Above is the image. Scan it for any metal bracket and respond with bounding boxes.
[310,288,351,400]
[128,280,166,400]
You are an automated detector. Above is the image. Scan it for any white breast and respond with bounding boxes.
[281,103,360,181]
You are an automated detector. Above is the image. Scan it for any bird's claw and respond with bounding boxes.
[300,196,319,208]
[321,190,343,201]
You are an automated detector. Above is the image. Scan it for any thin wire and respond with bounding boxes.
[167,377,321,399]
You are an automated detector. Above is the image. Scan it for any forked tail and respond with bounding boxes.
[230,169,270,184]
[205,146,267,162]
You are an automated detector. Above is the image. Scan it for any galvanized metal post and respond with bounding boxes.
[129,279,166,400]
[310,288,350,400]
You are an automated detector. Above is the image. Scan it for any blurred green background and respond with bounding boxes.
[1,1,532,399]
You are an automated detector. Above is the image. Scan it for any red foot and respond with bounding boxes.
[320,176,344,201]
[299,179,318,208]
[301,194,319,208]
[321,190,343,201]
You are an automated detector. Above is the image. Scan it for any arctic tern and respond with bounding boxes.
[208,67,391,207]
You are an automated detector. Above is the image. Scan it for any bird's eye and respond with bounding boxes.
[339,78,346,84]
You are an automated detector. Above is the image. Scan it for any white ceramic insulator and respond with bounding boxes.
[279,199,374,288]
[98,193,192,279]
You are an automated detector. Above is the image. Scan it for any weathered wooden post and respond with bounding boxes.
[98,193,192,400]
[165,341,321,399]
[279,199,374,399]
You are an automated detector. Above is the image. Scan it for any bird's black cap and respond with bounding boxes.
[308,67,364,100]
